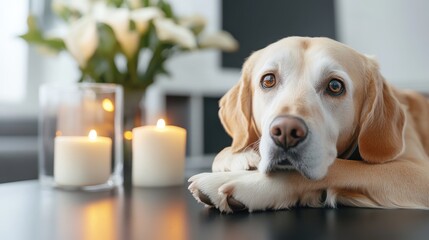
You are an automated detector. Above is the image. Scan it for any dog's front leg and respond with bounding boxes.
[188,170,314,213]
[212,147,260,172]
[189,159,429,213]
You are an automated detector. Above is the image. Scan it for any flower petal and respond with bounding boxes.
[199,31,239,52]
[178,14,207,35]
[102,8,140,58]
[130,7,164,34]
[154,18,196,49]
[64,17,99,67]
[127,0,143,9]
[91,1,110,22]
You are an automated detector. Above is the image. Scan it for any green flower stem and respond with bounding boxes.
[127,54,139,85]
[108,58,121,83]
[79,66,98,83]
[142,42,167,85]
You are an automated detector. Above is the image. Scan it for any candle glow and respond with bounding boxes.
[124,131,133,140]
[157,119,166,129]
[102,98,114,112]
[89,129,97,141]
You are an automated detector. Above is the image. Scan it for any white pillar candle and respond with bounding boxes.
[132,119,187,187]
[54,130,112,186]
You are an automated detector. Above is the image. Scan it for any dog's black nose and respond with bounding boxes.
[270,115,308,149]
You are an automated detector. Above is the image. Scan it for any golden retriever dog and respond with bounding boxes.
[188,37,429,213]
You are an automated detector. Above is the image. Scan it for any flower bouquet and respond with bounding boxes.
[21,0,238,91]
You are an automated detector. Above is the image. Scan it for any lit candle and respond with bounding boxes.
[54,130,112,186]
[132,119,187,187]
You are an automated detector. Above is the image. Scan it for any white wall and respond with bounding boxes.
[335,0,429,91]
[0,0,80,118]
[0,1,28,104]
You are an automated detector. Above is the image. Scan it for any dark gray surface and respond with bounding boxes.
[222,0,336,68]
[0,118,38,136]
[0,118,38,183]
[1,180,429,240]
[0,152,38,183]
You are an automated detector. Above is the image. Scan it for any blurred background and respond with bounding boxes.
[1,0,429,183]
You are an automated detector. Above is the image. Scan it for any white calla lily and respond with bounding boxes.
[178,14,206,34]
[51,0,66,15]
[199,31,239,52]
[91,1,110,22]
[127,0,143,9]
[130,7,164,34]
[154,18,196,49]
[102,8,140,59]
[64,17,98,68]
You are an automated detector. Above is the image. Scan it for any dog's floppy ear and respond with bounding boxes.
[358,58,406,163]
[219,56,259,153]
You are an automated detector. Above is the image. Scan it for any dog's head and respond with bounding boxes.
[219,37,406,180]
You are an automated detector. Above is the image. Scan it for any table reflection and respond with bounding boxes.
[38,187,123,240]
[83,199,116,240]
[129,187,188,240]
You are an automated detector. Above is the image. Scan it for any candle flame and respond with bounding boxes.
[156,119,166,129]
[124,131,133,140]
[102,98,114,112]
[88,130,97,140]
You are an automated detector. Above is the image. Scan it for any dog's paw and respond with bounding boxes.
[188,172,245,212]
[212,147,260,172]
[188,171,292,213]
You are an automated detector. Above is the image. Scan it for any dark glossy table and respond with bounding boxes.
[1,180,429,240]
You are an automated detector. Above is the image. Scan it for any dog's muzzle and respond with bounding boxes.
[269,115,308,166]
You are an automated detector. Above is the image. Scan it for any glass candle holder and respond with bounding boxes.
[39,83,123,191]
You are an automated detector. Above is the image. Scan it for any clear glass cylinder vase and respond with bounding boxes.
[38,83,123,191]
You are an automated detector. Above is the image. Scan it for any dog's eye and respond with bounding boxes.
[326,79,345,96]
[261,74,277,89]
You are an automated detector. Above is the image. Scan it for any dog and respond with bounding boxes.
[188,37,429,213]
